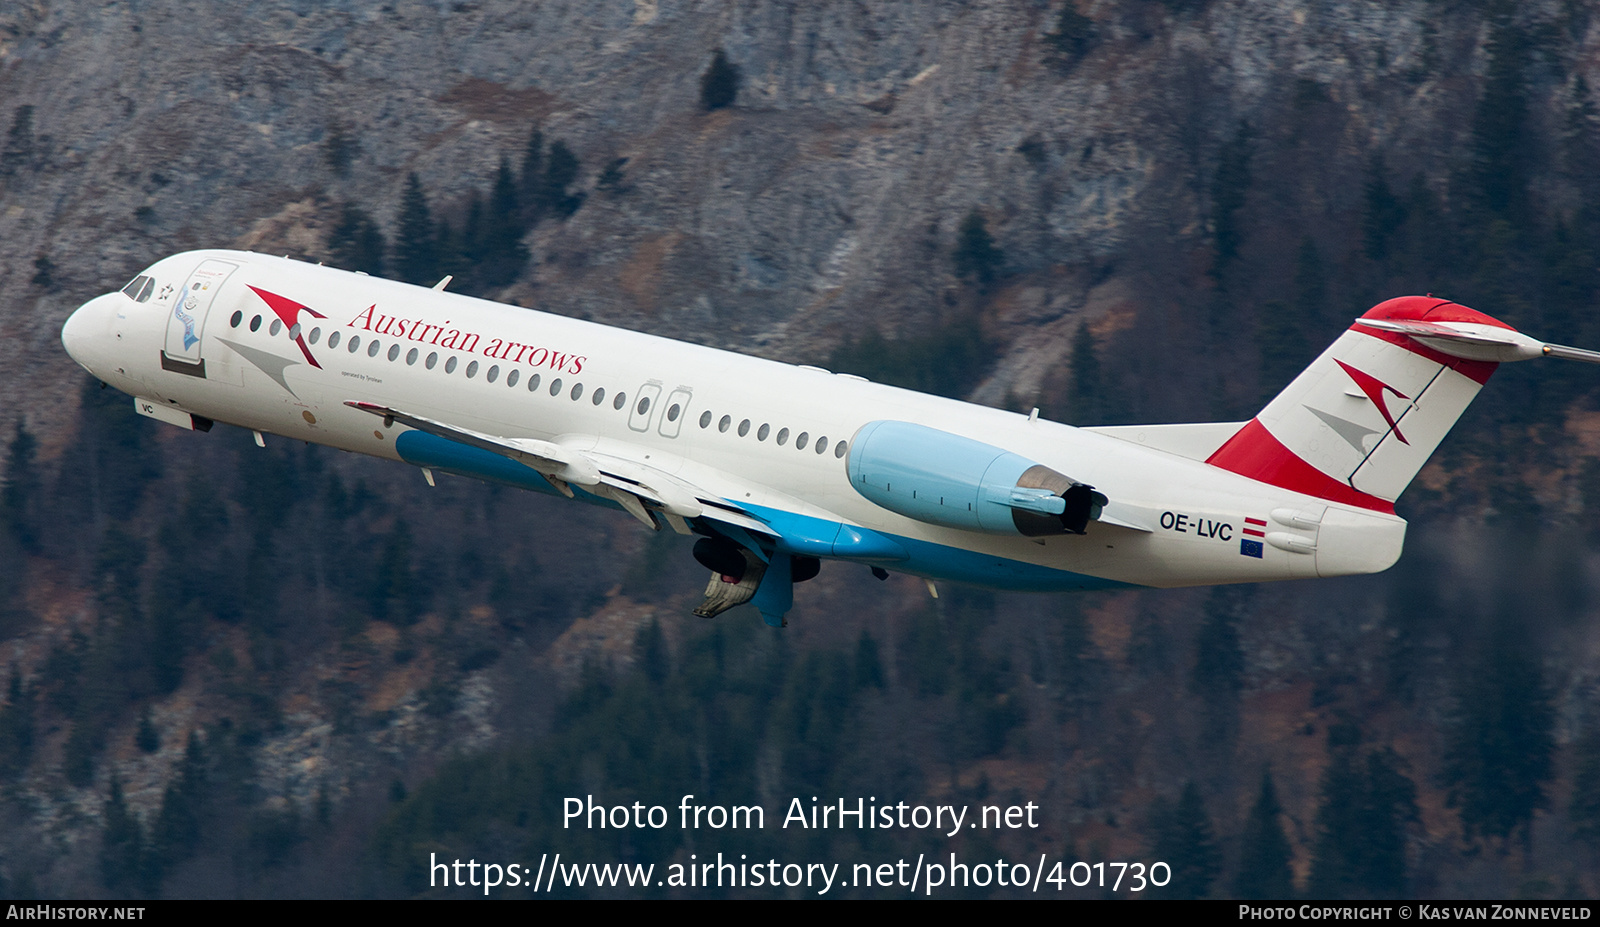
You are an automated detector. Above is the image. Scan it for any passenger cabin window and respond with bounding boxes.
[834,440,849,458]
[757,423,770,441]
[445,356,457,374]
[487,364,499,383]
[426,351,437,369]
[466,360,479,378]
[550,378,563,396]
[348,335,361,353]
[718,415,731,433]
[815,437,828,454]
[309,327,321,344]
[667,403,681,422]
[328,331,341,349]
[738,419,751,437]
[270,319,282,337]
[528,373,541,392]
[796,432,809,450]
[570,383,583,401]
[249,315,262,332]
[592,387,606,406]
[388,344,400,362]
[507,369,520,387]
[614,392,627,411]
[700,411,713,429]
[230,311,243,328]
[368,340,381,358]
[776,427,789,446]
[407,348,418,365]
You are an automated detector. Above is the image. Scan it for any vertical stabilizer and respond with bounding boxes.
[1206,297,1504,511]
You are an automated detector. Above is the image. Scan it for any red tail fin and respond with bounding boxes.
[1207,297,1503,511]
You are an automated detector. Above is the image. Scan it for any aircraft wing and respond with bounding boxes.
[344,401,776,537]
[584,447,779,538]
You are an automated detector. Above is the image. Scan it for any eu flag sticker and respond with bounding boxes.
[1240,538,1264,559]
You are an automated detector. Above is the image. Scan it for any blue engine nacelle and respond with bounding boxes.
[845,420,1105,537]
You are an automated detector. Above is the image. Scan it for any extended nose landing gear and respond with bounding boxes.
[690,536,819,627]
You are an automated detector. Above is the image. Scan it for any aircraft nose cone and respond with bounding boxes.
[61,306,89,367]
[62,294,112,372]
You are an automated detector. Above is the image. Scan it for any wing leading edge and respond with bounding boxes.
[344,400,776,537]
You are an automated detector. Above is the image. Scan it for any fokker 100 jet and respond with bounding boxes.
[59,250,1600,626]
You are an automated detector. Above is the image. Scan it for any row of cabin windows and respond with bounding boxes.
[696,408,849,459]
[225,311,845,458]
[226,310,629,411]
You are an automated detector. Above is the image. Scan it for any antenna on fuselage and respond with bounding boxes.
[432,275,453,292]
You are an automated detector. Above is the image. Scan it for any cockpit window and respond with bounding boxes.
[121,275,150,300]
[137,278,155,302]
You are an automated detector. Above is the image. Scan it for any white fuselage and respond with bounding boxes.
[61,250,1408,593]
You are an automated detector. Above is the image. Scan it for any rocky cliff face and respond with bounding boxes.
[6,0,1578,436]
[3,0,1600,898]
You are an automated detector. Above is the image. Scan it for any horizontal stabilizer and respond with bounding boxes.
[1357,316,1600,364]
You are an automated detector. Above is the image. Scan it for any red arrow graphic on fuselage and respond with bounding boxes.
[248,285,327,369]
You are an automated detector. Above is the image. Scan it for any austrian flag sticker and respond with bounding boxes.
[1240,517,1266,559]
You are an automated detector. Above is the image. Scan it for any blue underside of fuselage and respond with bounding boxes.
[394,430,1134,593]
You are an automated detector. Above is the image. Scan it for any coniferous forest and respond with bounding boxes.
[1,0,1599,900]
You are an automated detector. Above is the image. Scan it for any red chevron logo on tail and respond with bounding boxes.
[1334,359,1410,445]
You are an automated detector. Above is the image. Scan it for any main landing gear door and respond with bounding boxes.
[161,259,238,377]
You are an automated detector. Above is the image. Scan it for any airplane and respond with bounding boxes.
[58,249,1600,627]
